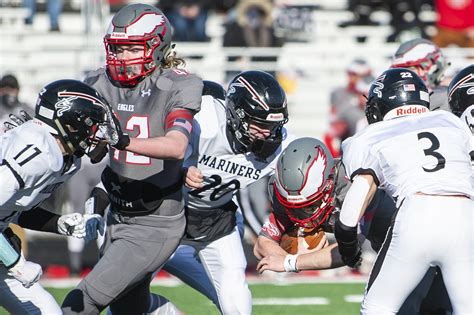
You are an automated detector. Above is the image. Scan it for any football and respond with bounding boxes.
[280,226,326,255]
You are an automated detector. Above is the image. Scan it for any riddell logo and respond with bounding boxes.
[384,105,428,120]
[287,195,307,202]
[110,32,128,39]
[395,106,427,116]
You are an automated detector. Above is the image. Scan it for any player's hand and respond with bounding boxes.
[57,213,86,237]
[100,107,130,150]
[7,254,42,288]
[84,214,105,243]
[184,166,203,189]
[338,240,362,268]
[256,254,286,273]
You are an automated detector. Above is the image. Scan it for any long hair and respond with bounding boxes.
[161,45,186,69]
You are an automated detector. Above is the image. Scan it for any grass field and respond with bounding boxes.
[0,281,366,314]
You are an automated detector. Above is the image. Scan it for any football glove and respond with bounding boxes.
[99,106,130,150]
[83,214,105,243]
[57,213,85,237]
[7,254,42,288]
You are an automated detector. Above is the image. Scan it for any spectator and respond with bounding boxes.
[158,0,211,42]
[324,59,372,157]
[23,0,64,32]
[0,74,32,129]
[339,0,381,28]
[223,0,282,80]
[432,0,474,47]
[386,0,429,42]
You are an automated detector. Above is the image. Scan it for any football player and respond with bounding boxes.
[254,137,396,272]
[160,71,294,315]
[335,68,473,314]
[391,38,450,111]
[448,64,474,138]
[61,3,202,315]
[0,79,110,314]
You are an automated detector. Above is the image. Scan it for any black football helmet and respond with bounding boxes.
[202,80,226,100]
[448,65,474,117]
[35,80,108,157]
[226,71,289,159]
[365,68,430,124]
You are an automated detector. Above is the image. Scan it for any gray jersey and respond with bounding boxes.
[330,87,360,116]
[84,67,202,216]
[84,67,202,184]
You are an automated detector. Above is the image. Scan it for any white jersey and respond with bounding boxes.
[342,110,474,204]
[185,95,295,210]
[0,120,80,229]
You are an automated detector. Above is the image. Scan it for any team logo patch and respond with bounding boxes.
[372,74,386,98]
[56,91,105,117]
[141,89,151,97]
[261,221,281,238]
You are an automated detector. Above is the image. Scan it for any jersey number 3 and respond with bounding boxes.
[417,132,446,172]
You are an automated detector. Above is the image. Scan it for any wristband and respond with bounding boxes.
[283,254,299,273]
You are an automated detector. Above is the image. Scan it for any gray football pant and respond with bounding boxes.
[62,210,185,315]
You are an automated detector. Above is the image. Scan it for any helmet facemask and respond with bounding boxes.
[227,104,287,160]
[104,36,161,86]
[276,178,336,229]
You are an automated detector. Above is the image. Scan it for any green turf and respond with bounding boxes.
[0,282,365,314]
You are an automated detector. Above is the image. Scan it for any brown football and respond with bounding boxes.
[279,226,325,255]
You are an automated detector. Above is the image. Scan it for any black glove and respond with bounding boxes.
[113,133,130,151]
[334,218,362,268]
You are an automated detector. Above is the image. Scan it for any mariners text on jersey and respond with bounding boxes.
[199,154,262,180]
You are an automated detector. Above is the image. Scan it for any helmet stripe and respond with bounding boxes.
[237,77,270,110]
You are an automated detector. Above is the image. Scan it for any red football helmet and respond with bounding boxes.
[274,137,336,229]
[104,3,172,86]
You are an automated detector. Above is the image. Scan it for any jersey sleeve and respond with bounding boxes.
[259,184,295,242]
[164,73,203,138]
[1,125,63,191]
[0,164,22,205]
[341,135,381,185]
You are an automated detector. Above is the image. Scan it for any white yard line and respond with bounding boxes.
[40,274,367,288]
[253,297,330,305]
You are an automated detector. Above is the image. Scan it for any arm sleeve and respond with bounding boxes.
[17,207,60,234]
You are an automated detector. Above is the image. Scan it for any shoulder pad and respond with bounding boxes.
[83,67,105,86]
[157,69,202,91]
[195,96,220,139]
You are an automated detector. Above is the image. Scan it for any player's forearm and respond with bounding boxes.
[296,243,344,270]
[254,236,287,260]
[17,207,60,234]
[125,131,189,160]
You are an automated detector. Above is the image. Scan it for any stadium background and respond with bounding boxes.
[0,0,473,313]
